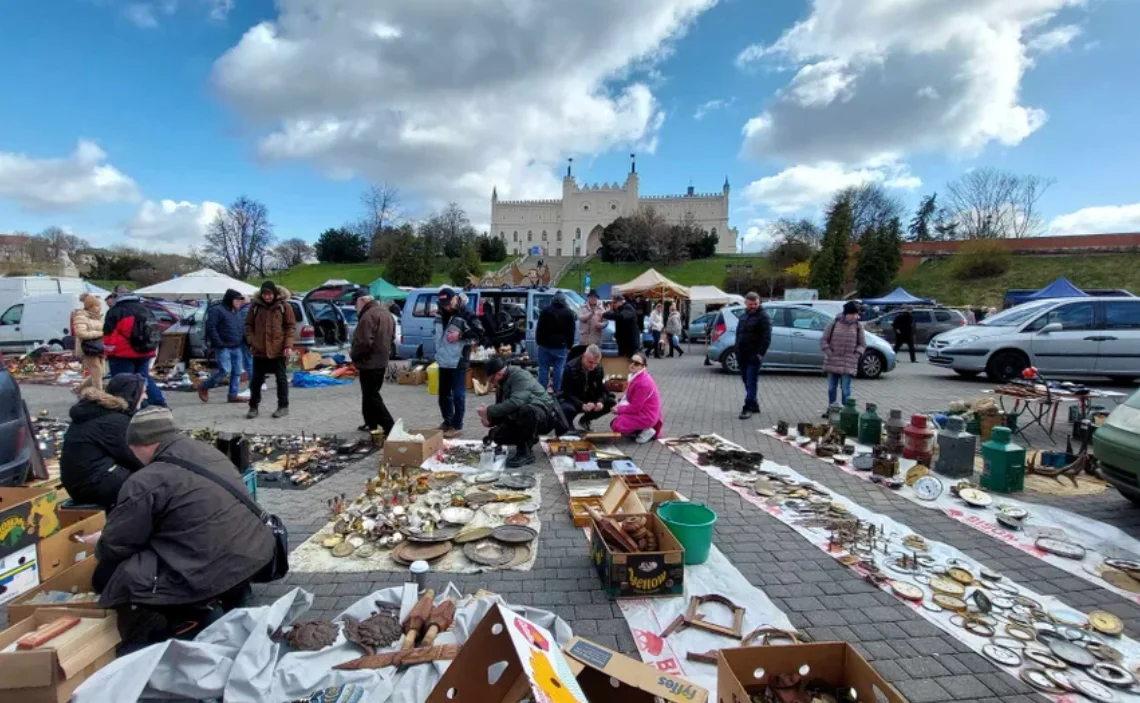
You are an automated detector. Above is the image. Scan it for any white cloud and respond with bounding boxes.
[121,0,233,27]
[693,98,733,119]
[0,140,140,211]
[123,199,226,253]
[737,0,1087,166]
[1028,24,1082,54]
[742,162,921,214]
[124,3,158,28]
[741,218,775,253]
[1048,203,1140,236]
[211,0,717,221]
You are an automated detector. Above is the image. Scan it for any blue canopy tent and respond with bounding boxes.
[1024,277,1087,301]
[860,287,933,306]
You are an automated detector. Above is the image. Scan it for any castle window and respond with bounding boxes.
[712,227,718,238]
[583,204,589,211]
[611,204,617,210]
[527,230,533,241]
[556,230,562,241]
[500,231,506,241]
[513,231,518,242]
[576,227,581,239]
[542,230,547,241]
[557,248,562,256]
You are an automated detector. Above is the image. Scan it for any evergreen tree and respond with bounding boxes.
[881,217,903,279]
[385,233,434,286]
[854,226,889,298]
[809,197,853,298]
[908,194,937,242]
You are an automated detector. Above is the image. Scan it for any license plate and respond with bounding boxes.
[928,349,939,359]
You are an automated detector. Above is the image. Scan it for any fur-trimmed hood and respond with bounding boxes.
[70,387,132,425]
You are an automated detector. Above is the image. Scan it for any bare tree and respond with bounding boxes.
[946,167,1054,239]
[832,184,904,241]
[362,182,402,258]
[766,218,822,250]
[202,196,275,279]
[273,238,315,269]
[35,226,90,260]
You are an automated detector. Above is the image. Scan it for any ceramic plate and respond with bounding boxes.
[440,507,475,525]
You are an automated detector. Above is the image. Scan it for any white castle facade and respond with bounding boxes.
[491,163,737,257]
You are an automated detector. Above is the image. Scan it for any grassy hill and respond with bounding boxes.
[270,260,506,291]
[895,254,1140,307]
[561,256,772,290]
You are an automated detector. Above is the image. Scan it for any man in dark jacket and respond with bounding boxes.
[535,292,575,394]
[604,293,640,358]
[94,407,274,652]
[434,287,484,438]
[59,374,146,510]
[558,344,615,432]
[199,289,246,403]
[892,307,917,362]
[477,356,566,467]
[350,295,395,435]
[736,292,772,420]
[244,281,296,419]
[103,286,166,407]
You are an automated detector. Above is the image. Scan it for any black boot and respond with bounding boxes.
[507,444,536,468]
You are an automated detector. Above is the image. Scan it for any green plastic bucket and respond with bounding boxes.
[656,501,717,565]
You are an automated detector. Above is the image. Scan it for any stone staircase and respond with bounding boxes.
[512,255,578,286]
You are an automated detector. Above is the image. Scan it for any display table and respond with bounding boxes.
[983,385,1125,442]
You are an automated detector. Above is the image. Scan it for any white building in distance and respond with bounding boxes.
[491,160,737,257]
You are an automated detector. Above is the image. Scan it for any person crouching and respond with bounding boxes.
[477,356,568,468]
[611,352,664,444]
[558,344,615,433]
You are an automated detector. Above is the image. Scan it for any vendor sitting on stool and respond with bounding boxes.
[93,407,274,654]
[611,352,664,444]
[478,356,568,468]
[558,344,615,433]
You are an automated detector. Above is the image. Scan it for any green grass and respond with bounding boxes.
[269,260,507,292]
[561,256,772,289]
[89,280,135,291]
[895,254,1140,307]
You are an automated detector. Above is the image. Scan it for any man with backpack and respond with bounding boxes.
[103,285,166,407]
[244,281,296,419]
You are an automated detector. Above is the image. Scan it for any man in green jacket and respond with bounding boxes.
[477,356,565,467]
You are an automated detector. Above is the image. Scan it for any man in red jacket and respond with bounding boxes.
[103,286,166,407]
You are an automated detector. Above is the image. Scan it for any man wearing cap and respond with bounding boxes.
[94,407,274,651]
[244,280,295,419]
[477,356,567,467]
[572,289,606,360]
[434,287,484,438]
[350,294,395,435]
[199,289,247,404]
[604,293,640,358]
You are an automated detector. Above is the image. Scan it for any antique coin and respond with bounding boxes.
[982,643,1022,668]
[1089,610,1125,636]
[1035,537,1087,560]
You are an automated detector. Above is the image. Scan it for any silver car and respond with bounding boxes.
[927,296,1140,383]
[706,302,897,379]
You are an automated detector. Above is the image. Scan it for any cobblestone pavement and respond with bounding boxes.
[15,357,1140,702]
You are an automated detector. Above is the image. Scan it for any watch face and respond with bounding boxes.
[983,644,1022,667]
[1089,610,1125,636]
[913,475,943,501]
[1074,678,1118,703]
[929,575,967,596]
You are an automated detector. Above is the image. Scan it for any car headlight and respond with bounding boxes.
[948,335,979,346]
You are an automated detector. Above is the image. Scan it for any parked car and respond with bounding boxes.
[1094,388,1140,504]
[927,296,1140,383]
[0,367,35,486]
[398,286,617,360]
[1002,288,1135,310]
[0,293,91,353]
[0,276,90,316]
[706,302,896,379]
[687,312,716,342]
[865,308,968,347]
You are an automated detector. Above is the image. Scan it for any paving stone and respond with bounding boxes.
[893,679,952,703]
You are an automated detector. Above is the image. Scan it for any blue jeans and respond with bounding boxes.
[203,347,242,397]
[241,344,253,377]
[438,367,467,430]
[741,358,761,411]
[536,347,569,394]
[107,357,166,407]
[827,373,853,405]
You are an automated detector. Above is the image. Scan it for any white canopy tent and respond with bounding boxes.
[689,285,744,317]
[132,268,260,301]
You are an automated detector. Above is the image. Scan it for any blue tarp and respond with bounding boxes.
[1025,277,1087,301]
[860,287,933,305]
[291,371,354,388]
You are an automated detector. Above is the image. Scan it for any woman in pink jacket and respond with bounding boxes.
[610,352,664,443]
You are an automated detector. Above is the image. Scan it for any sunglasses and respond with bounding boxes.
[629,360,645,367]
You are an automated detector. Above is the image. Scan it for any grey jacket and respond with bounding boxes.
[488,367,554,423]
[96,435,274,607]
[433,305,483,369]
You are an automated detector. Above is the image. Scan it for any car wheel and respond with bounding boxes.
[858,351,885,379]
[721,348,739,373]
[986,350,1029,382]
[954,369,981,379]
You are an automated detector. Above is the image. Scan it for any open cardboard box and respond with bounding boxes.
[426,602,589,703]
[563,636,708,703]
[383,427,444,467]
[569,478,646,527]
[8,555,102,624]
[717,642,906,703]
[0,486,66,559]
[589,512,684,599]
[635,489,689,513]
[0,607,119,703]
[37,509,104,583]
[0,544,39,605]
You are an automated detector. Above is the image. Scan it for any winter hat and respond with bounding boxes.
[438,287,457,303]
[106,373,146,412]
[126,406,179,446]
[260,280,277,296]
[484,356,507,377]
[587,289,599,299]
[843,301,860,315]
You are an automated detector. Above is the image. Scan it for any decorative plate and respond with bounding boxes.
[932,594,967,612]
[453,527,493,544]
[1048,640,1096,668]
[1036,537,1087,560]
[506,544,532,568]
[958,487,992,508]
[1089,610,1125,636]
[495,472,537,490]
[472,472,501,484]
[1088,662,1135,688]
[518,502,539,514]
[982,644,1022,668]
[491,525,538,544]
[403,526,460,543]
[891,581,924,601]
[929,575,967,596]
[913,476,943,501]
[505,514,531,526]
[462,540,516,567]
[947,567,974,585]
[1074,678,1118,703]
[393,540,452,563]
[353,544,376,559]
[332,542,355,558]
[440,507,475,525]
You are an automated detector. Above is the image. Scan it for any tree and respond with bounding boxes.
[809,196,854,298]
[35,226,90,260]
[449,243,485,285]
[834,184,904,241]
[767,239,815,270]
[361,183,402,259]
[202,196,275,279]
[854,218,903,298]
[273,238,315,269]
[766,218,822,250]
[419,203,477,259]
[908,194,938,242]
[946,167,1053,239]
[475,233,507,263]
[687,230,718,260]
[315,228,368,263]
[385,233,434,287]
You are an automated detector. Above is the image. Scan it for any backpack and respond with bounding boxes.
[129,305,162,353]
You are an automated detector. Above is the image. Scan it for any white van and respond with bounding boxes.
[0,277,91,318]
[0,293,99,354]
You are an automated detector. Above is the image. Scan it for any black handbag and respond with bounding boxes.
[81,338,104,355]
[163,456,289,582]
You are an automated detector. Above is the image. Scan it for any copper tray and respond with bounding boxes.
[453,527,493,544]
[463,540,516,567]
[392,540,452,564]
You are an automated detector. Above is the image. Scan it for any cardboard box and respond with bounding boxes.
[398,367,428,385]
[0,487,65,559]
[0,544,40,605]
[0,607,119,703]
[569,479,646,527]
[635,489,689,513]
[427,602,589,703]
[383,428,444,467]
[717,642,906,703]
[564,636,709,703]
[36,510,104,583]
[589,513,684,599]
[8,556,102,624]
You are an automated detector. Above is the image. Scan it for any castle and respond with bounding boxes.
[491,159,737,257]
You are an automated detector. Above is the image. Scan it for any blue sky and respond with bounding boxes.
[1,0,1138,255]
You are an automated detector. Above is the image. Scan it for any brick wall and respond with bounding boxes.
[898,232,1140,273]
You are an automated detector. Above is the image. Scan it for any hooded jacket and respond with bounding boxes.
[536,294,575,350]
[102,295,156,360]
[96,435,275,607]
[350,299,395,370]
[59,386,143,506]
[488,366,554,423]
[245,285,296,359]
[604,301,640,356]
[72,300,104,356]
[205,290,245,349]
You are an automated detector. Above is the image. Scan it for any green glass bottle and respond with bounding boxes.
[858,403,882,446]
[980,426,1026,493]
[839,398,860,438]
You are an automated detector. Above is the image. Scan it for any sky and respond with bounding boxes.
[1,0,1139,255]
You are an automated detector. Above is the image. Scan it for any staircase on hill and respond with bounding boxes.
[511,255,579,287]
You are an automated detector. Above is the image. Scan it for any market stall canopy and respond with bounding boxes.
[133,268,260,300]
[369,277,408,301]
[861,287,932,305]
[689,285,744,306]
[613,268,690,300]
[1025,277,1088,301]
[82,281,110,297]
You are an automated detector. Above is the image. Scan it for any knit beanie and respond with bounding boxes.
[260,280,277,296]
[106,373,146,412]
[484,355,507,377]
[127,406,179,445]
